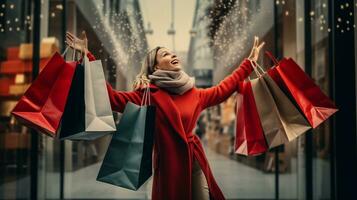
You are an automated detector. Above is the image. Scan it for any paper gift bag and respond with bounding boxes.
[59,55,116,140]
[9,84,30,95]
[0,77,14,95]
[18,43,33,60]
[97,88,156,190]
[41,37,60,58]
[1,101,18,116]
[0,60,30,74]
[57,63,86,139]
[11,52,77,137]
[265,51,338,128]
[235,81,268,156]
[250,60,311,148]
[15,74,26,84]
[6,47,19,60]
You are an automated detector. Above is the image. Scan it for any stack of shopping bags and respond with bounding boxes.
[235,51,338,156]
[11,48,116,140]
[10,48,156,190]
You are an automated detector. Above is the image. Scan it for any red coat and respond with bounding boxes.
[88,53,253,200]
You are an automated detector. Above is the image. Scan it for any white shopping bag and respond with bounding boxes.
[59,55,116,140]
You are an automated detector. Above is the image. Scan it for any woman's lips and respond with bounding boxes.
[170,59,179,65]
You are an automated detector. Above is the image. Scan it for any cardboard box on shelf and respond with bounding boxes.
[18,43,33,60]
[24,58,49,74]
[0,58,49,75]
[0,60,30,74]
[14,74,26,84]
[9,84,30,95]
[18,37,59,60]
[40,42,59,58]
[6,47,20,60]
[0,101,18,116]
[2,133,30,149]
[0,77,14,95]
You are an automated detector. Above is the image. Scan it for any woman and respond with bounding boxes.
[66,31,264,200]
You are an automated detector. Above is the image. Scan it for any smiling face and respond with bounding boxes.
[154,48,181,71]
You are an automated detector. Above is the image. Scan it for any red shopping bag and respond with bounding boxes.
[265,51,338,128]
[11,52,77,137]
[235,81,268,156]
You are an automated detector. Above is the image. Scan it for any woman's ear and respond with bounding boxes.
[154,65,159,71]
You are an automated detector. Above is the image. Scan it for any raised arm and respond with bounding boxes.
[105,83,142,113]
[198,58,253,109]
[66,31,144,112]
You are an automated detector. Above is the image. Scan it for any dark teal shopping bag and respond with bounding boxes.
[96,88,155,190]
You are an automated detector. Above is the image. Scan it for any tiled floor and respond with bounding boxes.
[1,146,331,200]
[61,147,298,200]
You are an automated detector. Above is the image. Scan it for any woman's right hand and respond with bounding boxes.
[65,31,88,54]
[247,36,265,62]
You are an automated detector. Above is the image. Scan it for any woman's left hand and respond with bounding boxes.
[247,36,265,62]
[65,31,89,54]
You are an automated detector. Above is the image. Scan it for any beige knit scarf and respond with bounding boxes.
[148,69,195,95]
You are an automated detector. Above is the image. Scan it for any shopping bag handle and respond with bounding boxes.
[77,40,86,64]
[141,85,151,106]
[61,46,70,57]
[141,86,151,106]
[62,39,80,61]
[249,59,266,77]
[264,51,279,66]
[62,45,78,61]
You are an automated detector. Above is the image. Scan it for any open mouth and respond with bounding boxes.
[170,59,179,65]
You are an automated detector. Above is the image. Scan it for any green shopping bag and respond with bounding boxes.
[96,87,156,190]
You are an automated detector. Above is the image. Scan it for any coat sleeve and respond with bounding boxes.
[86,52,143,113]
[105,83,143,113]
[86,51,96,61]
[198,58,253,109]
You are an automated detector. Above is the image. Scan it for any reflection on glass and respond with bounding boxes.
[276,1,306,199]
[195,0,276,199]
[311,0,332,199]
[63,0,149,199]
[0,0,337,199]
[0,1,33,199]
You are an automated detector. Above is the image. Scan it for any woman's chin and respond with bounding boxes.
[171,65,182,71]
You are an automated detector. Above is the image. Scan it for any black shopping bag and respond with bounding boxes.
[96,88,156,190]
[59,55,116,140]
[59,62,86,139]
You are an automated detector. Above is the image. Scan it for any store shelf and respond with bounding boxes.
[0,94,22,101]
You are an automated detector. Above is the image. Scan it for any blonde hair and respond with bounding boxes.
[133,46,162,90]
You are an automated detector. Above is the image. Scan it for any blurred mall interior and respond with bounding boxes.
[0,0,356,199]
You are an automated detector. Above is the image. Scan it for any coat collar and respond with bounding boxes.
[136,83,159,92]
[148,83,159,90]
[150,86,188,143]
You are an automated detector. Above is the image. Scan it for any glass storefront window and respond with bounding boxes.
[1,1,70,199]
[0,0,353,199]
[201,0,276,199]
[310,0,332,199]
[275,1,307,200]
[62,0,149,199]
[0,1,36,199]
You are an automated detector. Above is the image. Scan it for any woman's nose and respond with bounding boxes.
[171,54,177,59]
